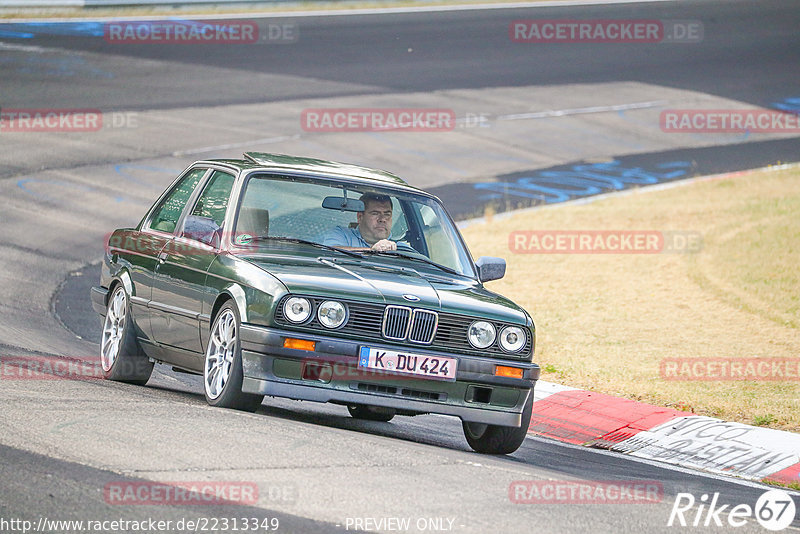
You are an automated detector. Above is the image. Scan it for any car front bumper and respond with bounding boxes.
[239,324,539,427]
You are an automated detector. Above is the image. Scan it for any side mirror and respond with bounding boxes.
[475,256,506,283]
[183,215,221,247]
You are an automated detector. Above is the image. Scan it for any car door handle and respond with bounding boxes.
[158,251,168,264]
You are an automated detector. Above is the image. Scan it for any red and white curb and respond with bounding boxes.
[530,381,800,486]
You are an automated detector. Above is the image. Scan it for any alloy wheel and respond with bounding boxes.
[205,309,237,399]
[101,287,127,372]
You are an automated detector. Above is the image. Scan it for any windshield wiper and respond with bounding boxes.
[244,236,364,258]
[362,250,460,276]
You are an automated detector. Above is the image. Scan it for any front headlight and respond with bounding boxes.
[468,321,496,349]
[284,297,312,323]
[499,326,526,352]
[318,300,347,328]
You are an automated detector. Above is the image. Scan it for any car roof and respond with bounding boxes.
[200,152,420,190]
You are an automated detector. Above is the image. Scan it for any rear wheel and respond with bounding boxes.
[347,404,396,422]
[203,302,264,412]
[100,285,153,385]
[462,391,533,454]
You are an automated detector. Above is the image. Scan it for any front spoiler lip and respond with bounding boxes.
[239,323,538,426]
[241,376,531,427]
[90,286,109,316]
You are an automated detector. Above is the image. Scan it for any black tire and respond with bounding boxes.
[203,302,264,412]
[462,391,533,454]
[100,284,154,385]
[347,404,396,422]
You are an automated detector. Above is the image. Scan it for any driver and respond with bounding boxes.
[322,192,404,252]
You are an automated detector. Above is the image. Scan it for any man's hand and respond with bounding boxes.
[371,239,397,252]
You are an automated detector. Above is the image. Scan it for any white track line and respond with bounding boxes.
[171,134,300,157]
[0,41,57,52]
[497,100,667,121]
[3,0,677,23]
[173,99,664,158]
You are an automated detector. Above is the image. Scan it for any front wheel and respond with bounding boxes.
[203,302,264,412]
[100,285,153,385]
[462,391,533,454]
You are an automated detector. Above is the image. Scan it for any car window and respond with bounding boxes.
[149,168,207,234]
[390,198,408,238]
[418,204,471,271]
[236,177,358,240]
[236,178,409,242]
[233,174,475,277]
[190,171,235,228]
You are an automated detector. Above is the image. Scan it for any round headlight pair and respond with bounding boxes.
[283,297,346,329]
[467,321,525,352]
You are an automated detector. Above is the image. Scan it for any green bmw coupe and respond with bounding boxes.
[92,153,539,454]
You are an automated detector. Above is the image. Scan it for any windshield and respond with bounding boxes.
[231,173,476,278]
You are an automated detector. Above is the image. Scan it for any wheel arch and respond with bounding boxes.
[107,270,134,304]
[210,284,248,326]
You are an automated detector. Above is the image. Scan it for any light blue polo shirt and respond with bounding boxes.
[321,226,415,252]
[322,226,371,248]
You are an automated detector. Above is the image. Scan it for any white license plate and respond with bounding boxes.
[358,347,457,381]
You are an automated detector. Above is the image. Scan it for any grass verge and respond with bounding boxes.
[461,165,800,432]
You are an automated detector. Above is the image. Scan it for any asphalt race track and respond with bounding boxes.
[1,0,799,532]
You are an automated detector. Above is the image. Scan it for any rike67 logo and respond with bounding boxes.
[668,489,797,531]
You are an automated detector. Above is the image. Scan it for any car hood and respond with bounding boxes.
[239,254,529,324]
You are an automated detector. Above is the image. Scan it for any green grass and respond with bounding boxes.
[763,478,800,492]
[752,414,776,427]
